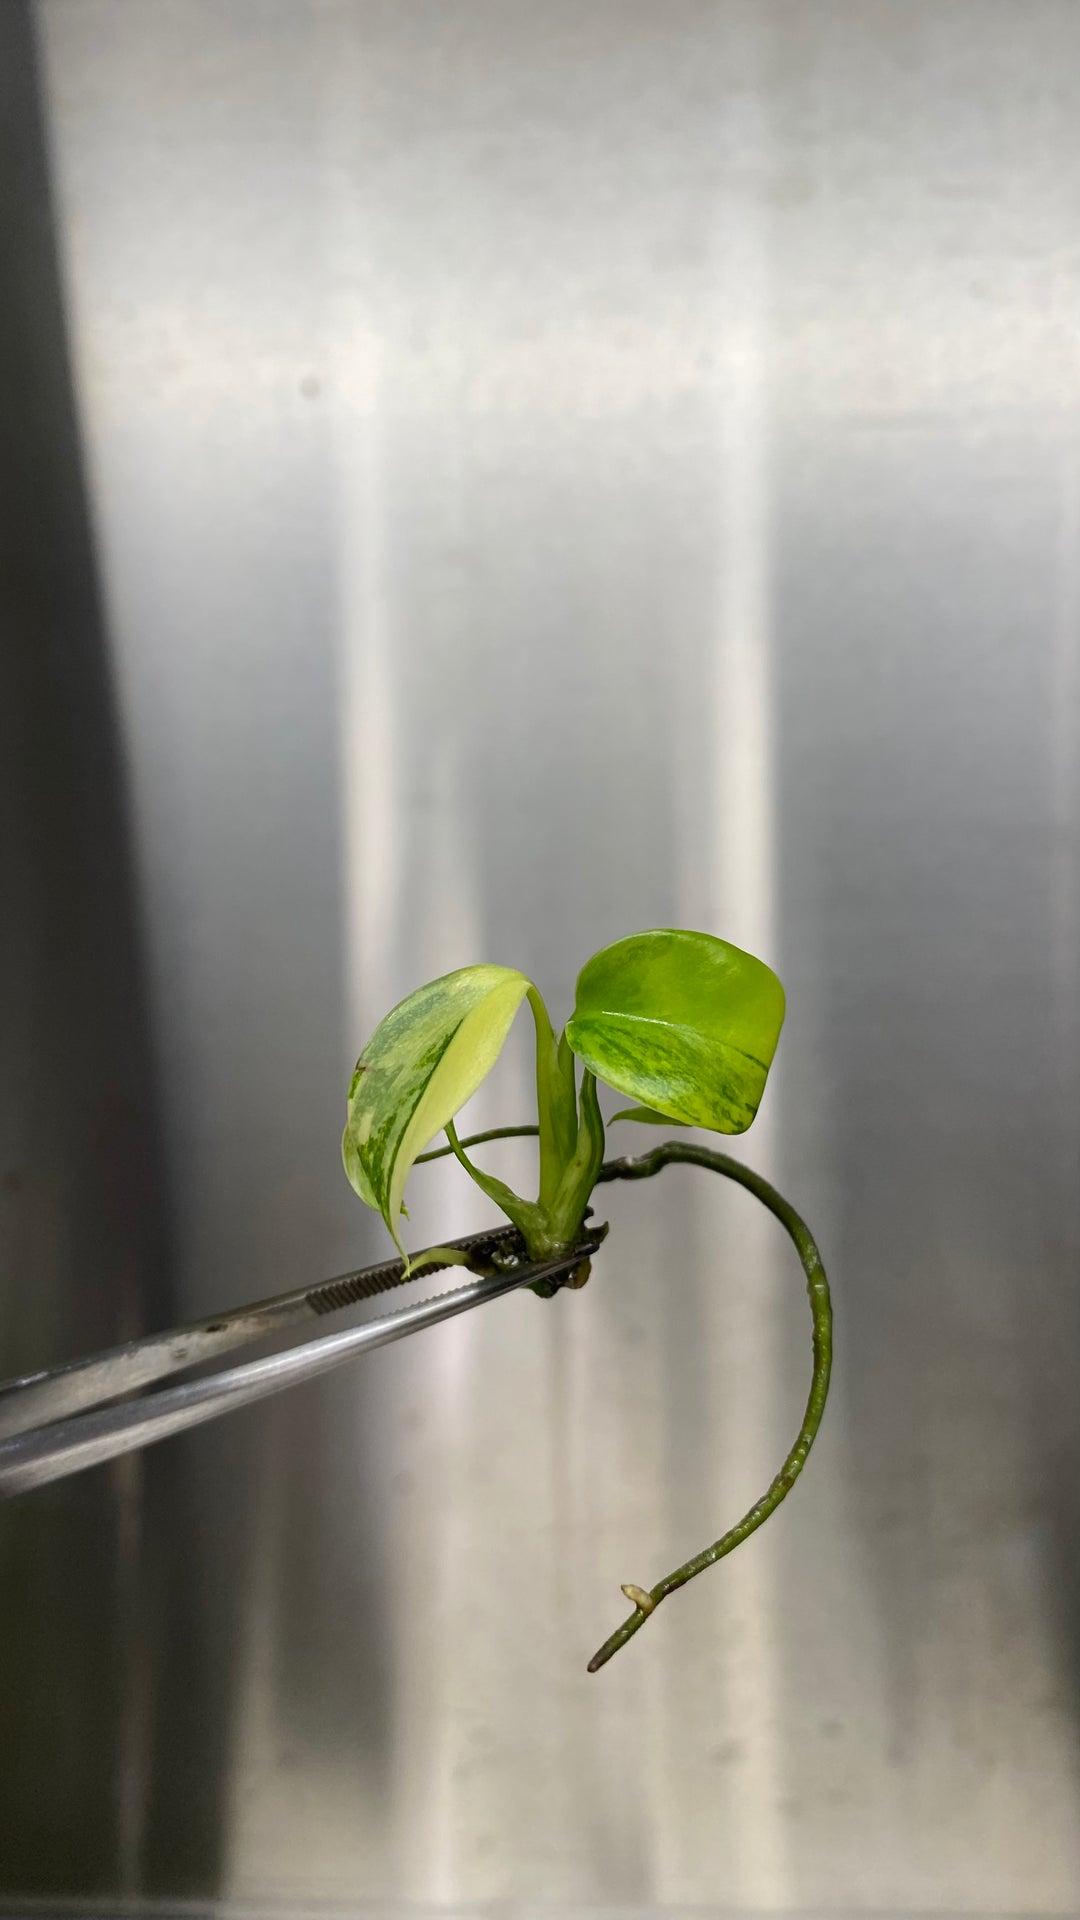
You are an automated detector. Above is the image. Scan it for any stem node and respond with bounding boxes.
[620,1583,656,1613]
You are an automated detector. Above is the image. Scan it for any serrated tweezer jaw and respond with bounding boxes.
[0,1221,607,1498]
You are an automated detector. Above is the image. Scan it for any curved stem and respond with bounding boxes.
[586,1141,832,1674]
[416,1124,540,1165]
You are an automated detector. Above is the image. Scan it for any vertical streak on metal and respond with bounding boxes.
[112,1451,150,1897]
[407,1307,474,1903]
[15,1,176,1894]
[338,370,401,1042]
[1050,445,1080,1220]
[326,195,493,1883]
[326,0,401,1051]
[394,743,486,1905]
[322,30,467,1893]
[704,34,789,1906]
[220,1417,285,1893]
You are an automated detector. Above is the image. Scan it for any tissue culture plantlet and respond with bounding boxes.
[342,928,832,1672]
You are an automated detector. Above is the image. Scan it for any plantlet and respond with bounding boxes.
[342,927,831,1671]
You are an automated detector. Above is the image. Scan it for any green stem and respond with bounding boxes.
[416,1124,539,1165]
[443,1119,548,1252]
[548,1069,606,1247]
[527,986,579,1213]
[585,1141,832,1675]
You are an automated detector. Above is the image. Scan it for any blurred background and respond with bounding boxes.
[2,0,1079,1909]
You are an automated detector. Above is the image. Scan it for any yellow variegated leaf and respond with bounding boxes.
[342,964,531,1256]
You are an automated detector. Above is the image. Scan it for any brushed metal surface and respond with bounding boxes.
[2,0,1079,1906]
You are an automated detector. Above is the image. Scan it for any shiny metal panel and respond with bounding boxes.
[3,0,1079,1907]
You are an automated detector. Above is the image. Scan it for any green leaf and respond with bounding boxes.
[609,1105,689,1126]
[565,928,784,1135]
[342,964,531,1255]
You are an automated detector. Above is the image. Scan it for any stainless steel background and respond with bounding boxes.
[3,0,1079,1908]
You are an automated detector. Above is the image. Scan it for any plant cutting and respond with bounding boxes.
[342,927,832,1672]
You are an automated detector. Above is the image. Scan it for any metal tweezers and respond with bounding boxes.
[0,1222,604,1499]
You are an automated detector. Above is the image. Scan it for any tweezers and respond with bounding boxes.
[0,1221,604,1499]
